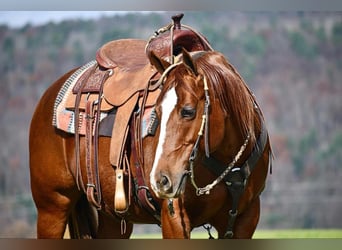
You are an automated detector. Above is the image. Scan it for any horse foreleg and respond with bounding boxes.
[160,198,191,239]
[231,196,260,239]
[211,196,260,239]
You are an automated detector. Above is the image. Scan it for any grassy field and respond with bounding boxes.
[253,229,342,239]
[131,229,342,239]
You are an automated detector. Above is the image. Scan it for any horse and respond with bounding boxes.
[29,34,271,239]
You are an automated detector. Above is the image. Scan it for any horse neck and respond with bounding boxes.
[213,109,261,167]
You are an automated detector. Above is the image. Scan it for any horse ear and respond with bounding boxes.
[182,48,198,76]
[149,51,171,74]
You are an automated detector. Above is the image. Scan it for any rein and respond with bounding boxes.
[189,134,250,196]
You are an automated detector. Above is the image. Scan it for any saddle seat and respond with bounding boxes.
[96,39,148,70]
[99,40,159,107]
[65,39,159,111]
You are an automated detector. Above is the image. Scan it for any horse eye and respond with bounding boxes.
[180,106,196,119]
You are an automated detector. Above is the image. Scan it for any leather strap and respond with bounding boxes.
[91,70,109,207]
[109,92,139,168]
[74,66,111,208]
[85,100,102,209]
[130,110,161,222]
[202,116,269,184]
[202,114,269,238]
[74,65,97,192]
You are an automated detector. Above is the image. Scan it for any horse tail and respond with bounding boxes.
[67,195,99,238]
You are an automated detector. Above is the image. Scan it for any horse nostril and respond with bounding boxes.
[161,175,169,186]
[158,174,172,193]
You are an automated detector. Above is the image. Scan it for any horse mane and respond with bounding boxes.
[195,51,261,144]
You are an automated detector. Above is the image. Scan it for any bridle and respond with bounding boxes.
[157,56,251,196]
[186,72,251,196]
[157,55,270,238]
[147,12,262,199]
[145,13,271,238]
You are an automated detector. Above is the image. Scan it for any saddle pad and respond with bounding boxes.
[52,61,108,135]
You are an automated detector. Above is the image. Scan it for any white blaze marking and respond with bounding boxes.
[150,87,178,189]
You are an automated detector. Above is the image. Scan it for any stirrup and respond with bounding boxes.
[114,169,128,213]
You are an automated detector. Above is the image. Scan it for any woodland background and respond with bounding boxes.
[0,11,341,237]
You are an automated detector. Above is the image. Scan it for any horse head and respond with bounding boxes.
[149,49,254,199]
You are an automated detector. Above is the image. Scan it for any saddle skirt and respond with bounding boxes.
[52,60,108,135]
[52,60,159,138]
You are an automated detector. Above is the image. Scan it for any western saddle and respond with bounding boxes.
[66,13,212,222]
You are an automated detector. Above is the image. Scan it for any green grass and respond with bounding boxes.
[131,229,342,239]
[253,229,342,239]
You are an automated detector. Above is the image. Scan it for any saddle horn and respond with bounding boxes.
[171,13,184,30]
[146,13,212,65]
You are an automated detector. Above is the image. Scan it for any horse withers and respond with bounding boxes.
[29,16,271,239]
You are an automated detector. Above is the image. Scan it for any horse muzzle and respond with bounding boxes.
[151,170,190,199]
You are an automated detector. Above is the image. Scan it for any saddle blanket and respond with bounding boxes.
[52,61,157,138]
[52,61,107,135]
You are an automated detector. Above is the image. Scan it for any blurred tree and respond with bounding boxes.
[331,21,342,55]
[289,31,317,60]
[72,40,85,65]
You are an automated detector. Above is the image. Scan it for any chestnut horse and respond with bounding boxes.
[29,48,271,238]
